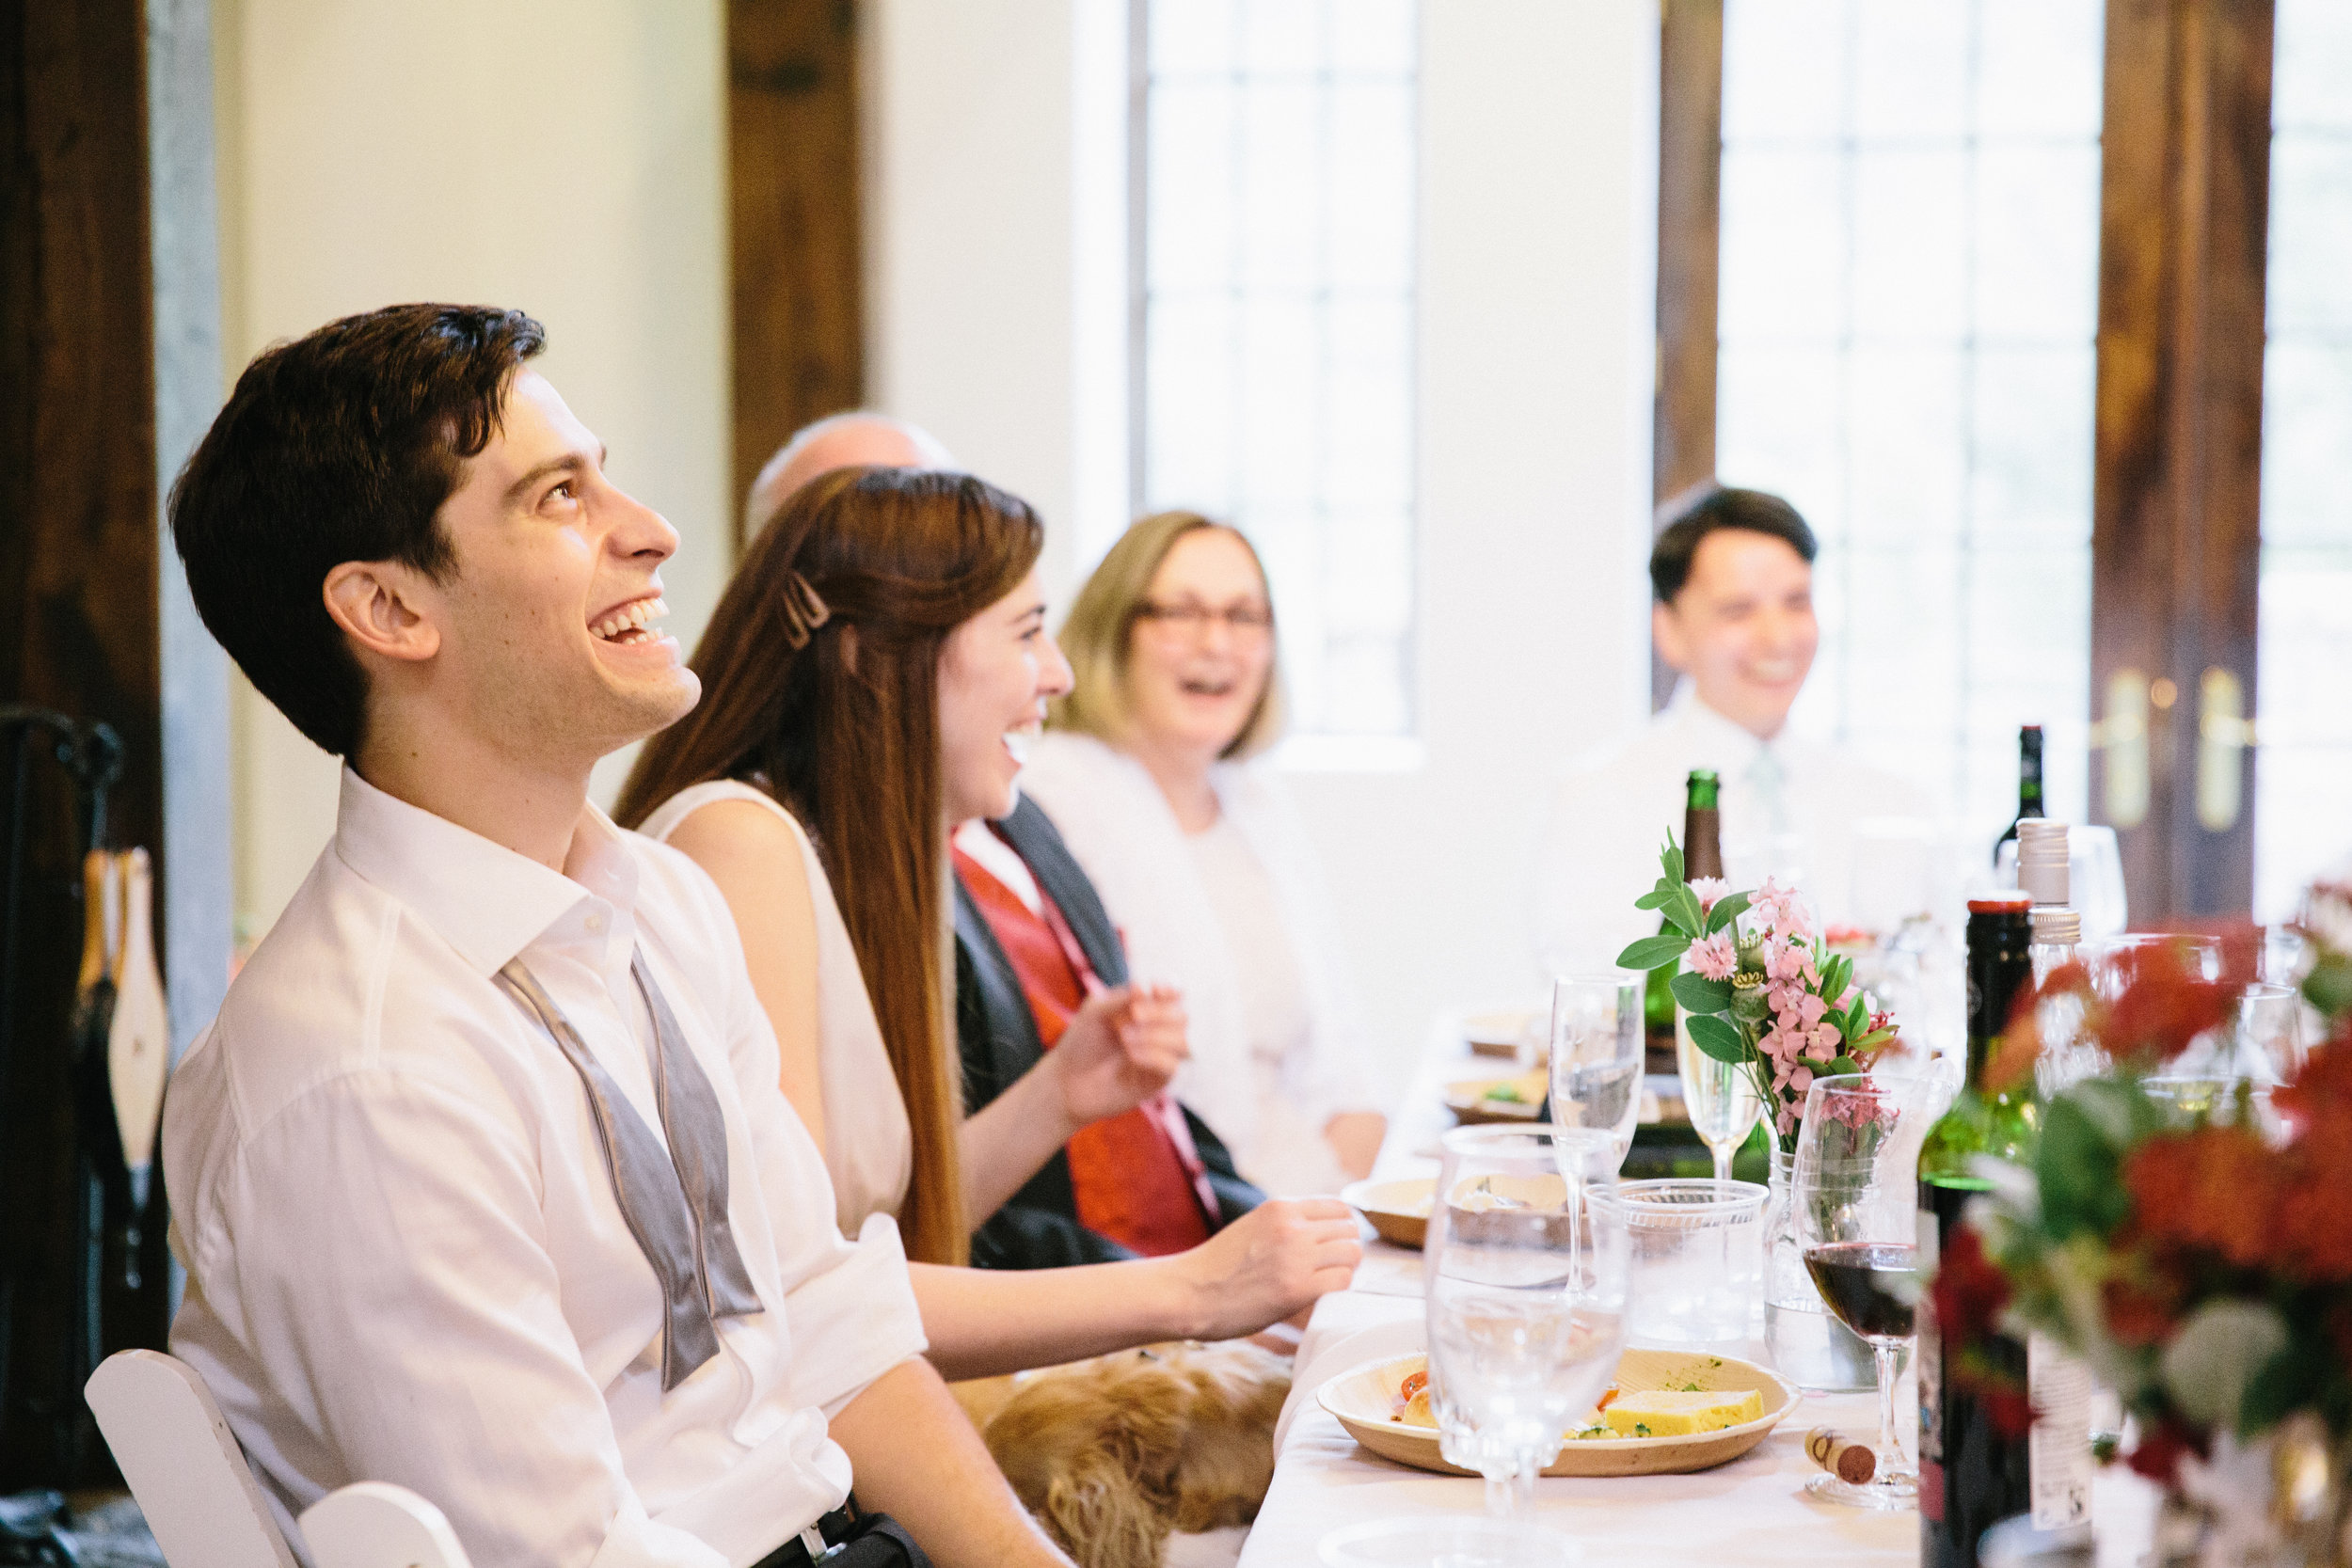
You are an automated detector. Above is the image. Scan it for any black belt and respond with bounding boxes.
[750,1503,861,1568]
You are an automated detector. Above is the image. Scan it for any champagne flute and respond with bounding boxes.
[1547,974,1643,1174]
[1424,1125,1628,1560]
[1794,1074,1926,1511]
[1677,1019,1763,1184]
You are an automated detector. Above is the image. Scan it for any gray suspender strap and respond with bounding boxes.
[493,951,763,1391]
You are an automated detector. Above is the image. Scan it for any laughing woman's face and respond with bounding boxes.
[937,567,1072,824]
[1121,529,1275,764]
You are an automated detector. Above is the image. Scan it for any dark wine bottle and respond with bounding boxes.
[1992,726,2045,865]
[1645,770,1723,1062]
[1919,894,2038,1567]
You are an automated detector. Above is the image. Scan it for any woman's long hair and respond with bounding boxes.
[617,465,1044,1266]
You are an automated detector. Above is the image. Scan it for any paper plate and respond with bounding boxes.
[1462,1009,1539,1058]
[1442,1071,1547,1124]
[1317,1346,1797,1479]
[1340,1178,1435,1249]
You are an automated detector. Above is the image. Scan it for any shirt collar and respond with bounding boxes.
[332,766,641,976]
[1663,680,1775,770]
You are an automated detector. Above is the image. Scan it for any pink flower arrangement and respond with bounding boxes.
[1617,836,1901,1149]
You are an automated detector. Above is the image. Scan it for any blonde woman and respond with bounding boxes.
[1020,514,1387,1196]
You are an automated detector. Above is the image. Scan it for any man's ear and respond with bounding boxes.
[1651,599,1691,675]
[324,561,440,665]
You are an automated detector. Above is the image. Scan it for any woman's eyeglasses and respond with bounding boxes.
[1133,600,1274,636]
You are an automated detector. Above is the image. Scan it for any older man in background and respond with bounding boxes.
[743,410,957,530]
[1535,484,1931,974]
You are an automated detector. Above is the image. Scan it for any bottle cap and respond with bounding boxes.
[2017,820,2071,904]
[2030,907,2081,945]
[1968,893,2035,914]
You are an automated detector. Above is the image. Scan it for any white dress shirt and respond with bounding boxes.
[1015,733,1379,1196]
[638,780,914,1237]
[166,768,927,1568]
[1535,684,1933,974]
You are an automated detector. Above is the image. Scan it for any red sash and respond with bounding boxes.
[953,845,1215,1256]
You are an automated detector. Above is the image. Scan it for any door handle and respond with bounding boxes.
[2094,669,2151,829]
[2197,666,2251,832]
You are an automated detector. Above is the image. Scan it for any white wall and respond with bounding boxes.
[864,0,1661,1085]
[213,0,731,942]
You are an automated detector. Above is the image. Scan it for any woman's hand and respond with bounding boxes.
[1051,983,1189,1129]
[1172,1197,1362,1340]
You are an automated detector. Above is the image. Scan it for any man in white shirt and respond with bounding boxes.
[165,304,1074,1568]
[1536,485,1931,973]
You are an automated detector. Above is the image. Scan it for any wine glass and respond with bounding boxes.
[2233,981,2305,1083]
[1793,1075,1928,1511]
[1548,974,1643,1174]
[1421,1125,1629,1562]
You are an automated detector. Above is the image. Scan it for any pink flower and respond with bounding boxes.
[1788,1064,1815,1094]
[1764,938,1811,983]
[1807,1024,1842,1060]
[1775,1103,1800,1136]
[1796,992,1829,1029]
[1690,876,1730,913]
[1689,930,1738,980]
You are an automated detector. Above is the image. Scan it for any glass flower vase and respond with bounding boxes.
[1762,1144,1877,1392]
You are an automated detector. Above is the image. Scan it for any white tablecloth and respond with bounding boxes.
[1239,1016,2160,1566]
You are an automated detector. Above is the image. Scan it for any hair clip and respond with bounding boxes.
[779,571,832,651]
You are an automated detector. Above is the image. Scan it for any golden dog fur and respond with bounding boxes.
[952,1341,1292,1568]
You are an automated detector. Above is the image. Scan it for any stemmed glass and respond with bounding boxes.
[1793,1075,1928,1511]
[1677,1021,1763,1185]
[1413,1125,1629,1565]
[1548,974,1643,1175]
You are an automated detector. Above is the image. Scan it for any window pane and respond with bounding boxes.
[2256,0,2352,920]
[1716,0,2103,854]
[1140,0,1418,737]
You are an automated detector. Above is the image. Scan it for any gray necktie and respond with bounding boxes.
[495,950,764,1390]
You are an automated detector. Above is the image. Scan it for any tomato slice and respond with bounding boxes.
[1399,1370,1428,1402]
[1596,1385,1620,1411]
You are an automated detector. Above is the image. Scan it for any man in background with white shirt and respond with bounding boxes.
[1536,484,1930,973]
[165,304,1073,1568]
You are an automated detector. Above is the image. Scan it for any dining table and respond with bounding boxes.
[1236,1014,2164,1567]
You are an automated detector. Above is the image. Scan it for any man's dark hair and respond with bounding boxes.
[1648,483,1818,604]
[169,303,548,756]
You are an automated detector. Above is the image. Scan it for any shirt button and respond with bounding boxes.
[585,912,605,932]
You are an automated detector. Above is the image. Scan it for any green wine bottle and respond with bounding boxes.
[1644,770,1723,1058]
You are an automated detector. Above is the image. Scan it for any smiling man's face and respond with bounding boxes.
[421,370,701,769]
[1652,528,1819,740]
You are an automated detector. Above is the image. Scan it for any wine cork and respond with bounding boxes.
[1805,1426,1877,1484]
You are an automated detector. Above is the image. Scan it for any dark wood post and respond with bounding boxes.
[2090,0,2273,920]
[729,0,866,546]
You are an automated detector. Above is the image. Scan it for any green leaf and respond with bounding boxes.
[1685,1014,1748,1065]
[1615,934,1692,972]
[1703,890,1752,936]
[2238,1337,2325,1436]
[1666,886,1707,941]
[2304,951,2352,1023]
[1824,1055,1862,1078]
[1845,992,1870,1034]
[1670,971,1733,1015]
[2037,1096,2128,1241]
[1634,888,1676,912]
[1661,834,1685,887]
[1820,954,1851,1001]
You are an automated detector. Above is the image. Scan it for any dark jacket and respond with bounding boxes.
[953,795,1263,1269]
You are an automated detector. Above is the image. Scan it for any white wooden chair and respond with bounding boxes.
[85,1350,473,1568]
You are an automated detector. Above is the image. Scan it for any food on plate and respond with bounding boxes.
[1600,1388,1764,1438]
[1395,1370,1434,1427]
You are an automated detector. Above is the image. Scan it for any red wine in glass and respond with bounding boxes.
[1804,1242,1918,1342]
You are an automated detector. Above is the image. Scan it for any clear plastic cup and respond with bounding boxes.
[1584,1179,1768,1349]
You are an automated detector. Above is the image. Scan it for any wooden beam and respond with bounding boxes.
[2090,0,2272,921]
[0,0,168,1486]
[1651,0,1723,710]
[729,0,865,545]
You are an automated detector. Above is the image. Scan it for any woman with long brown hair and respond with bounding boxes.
[617,466,1356,1374]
